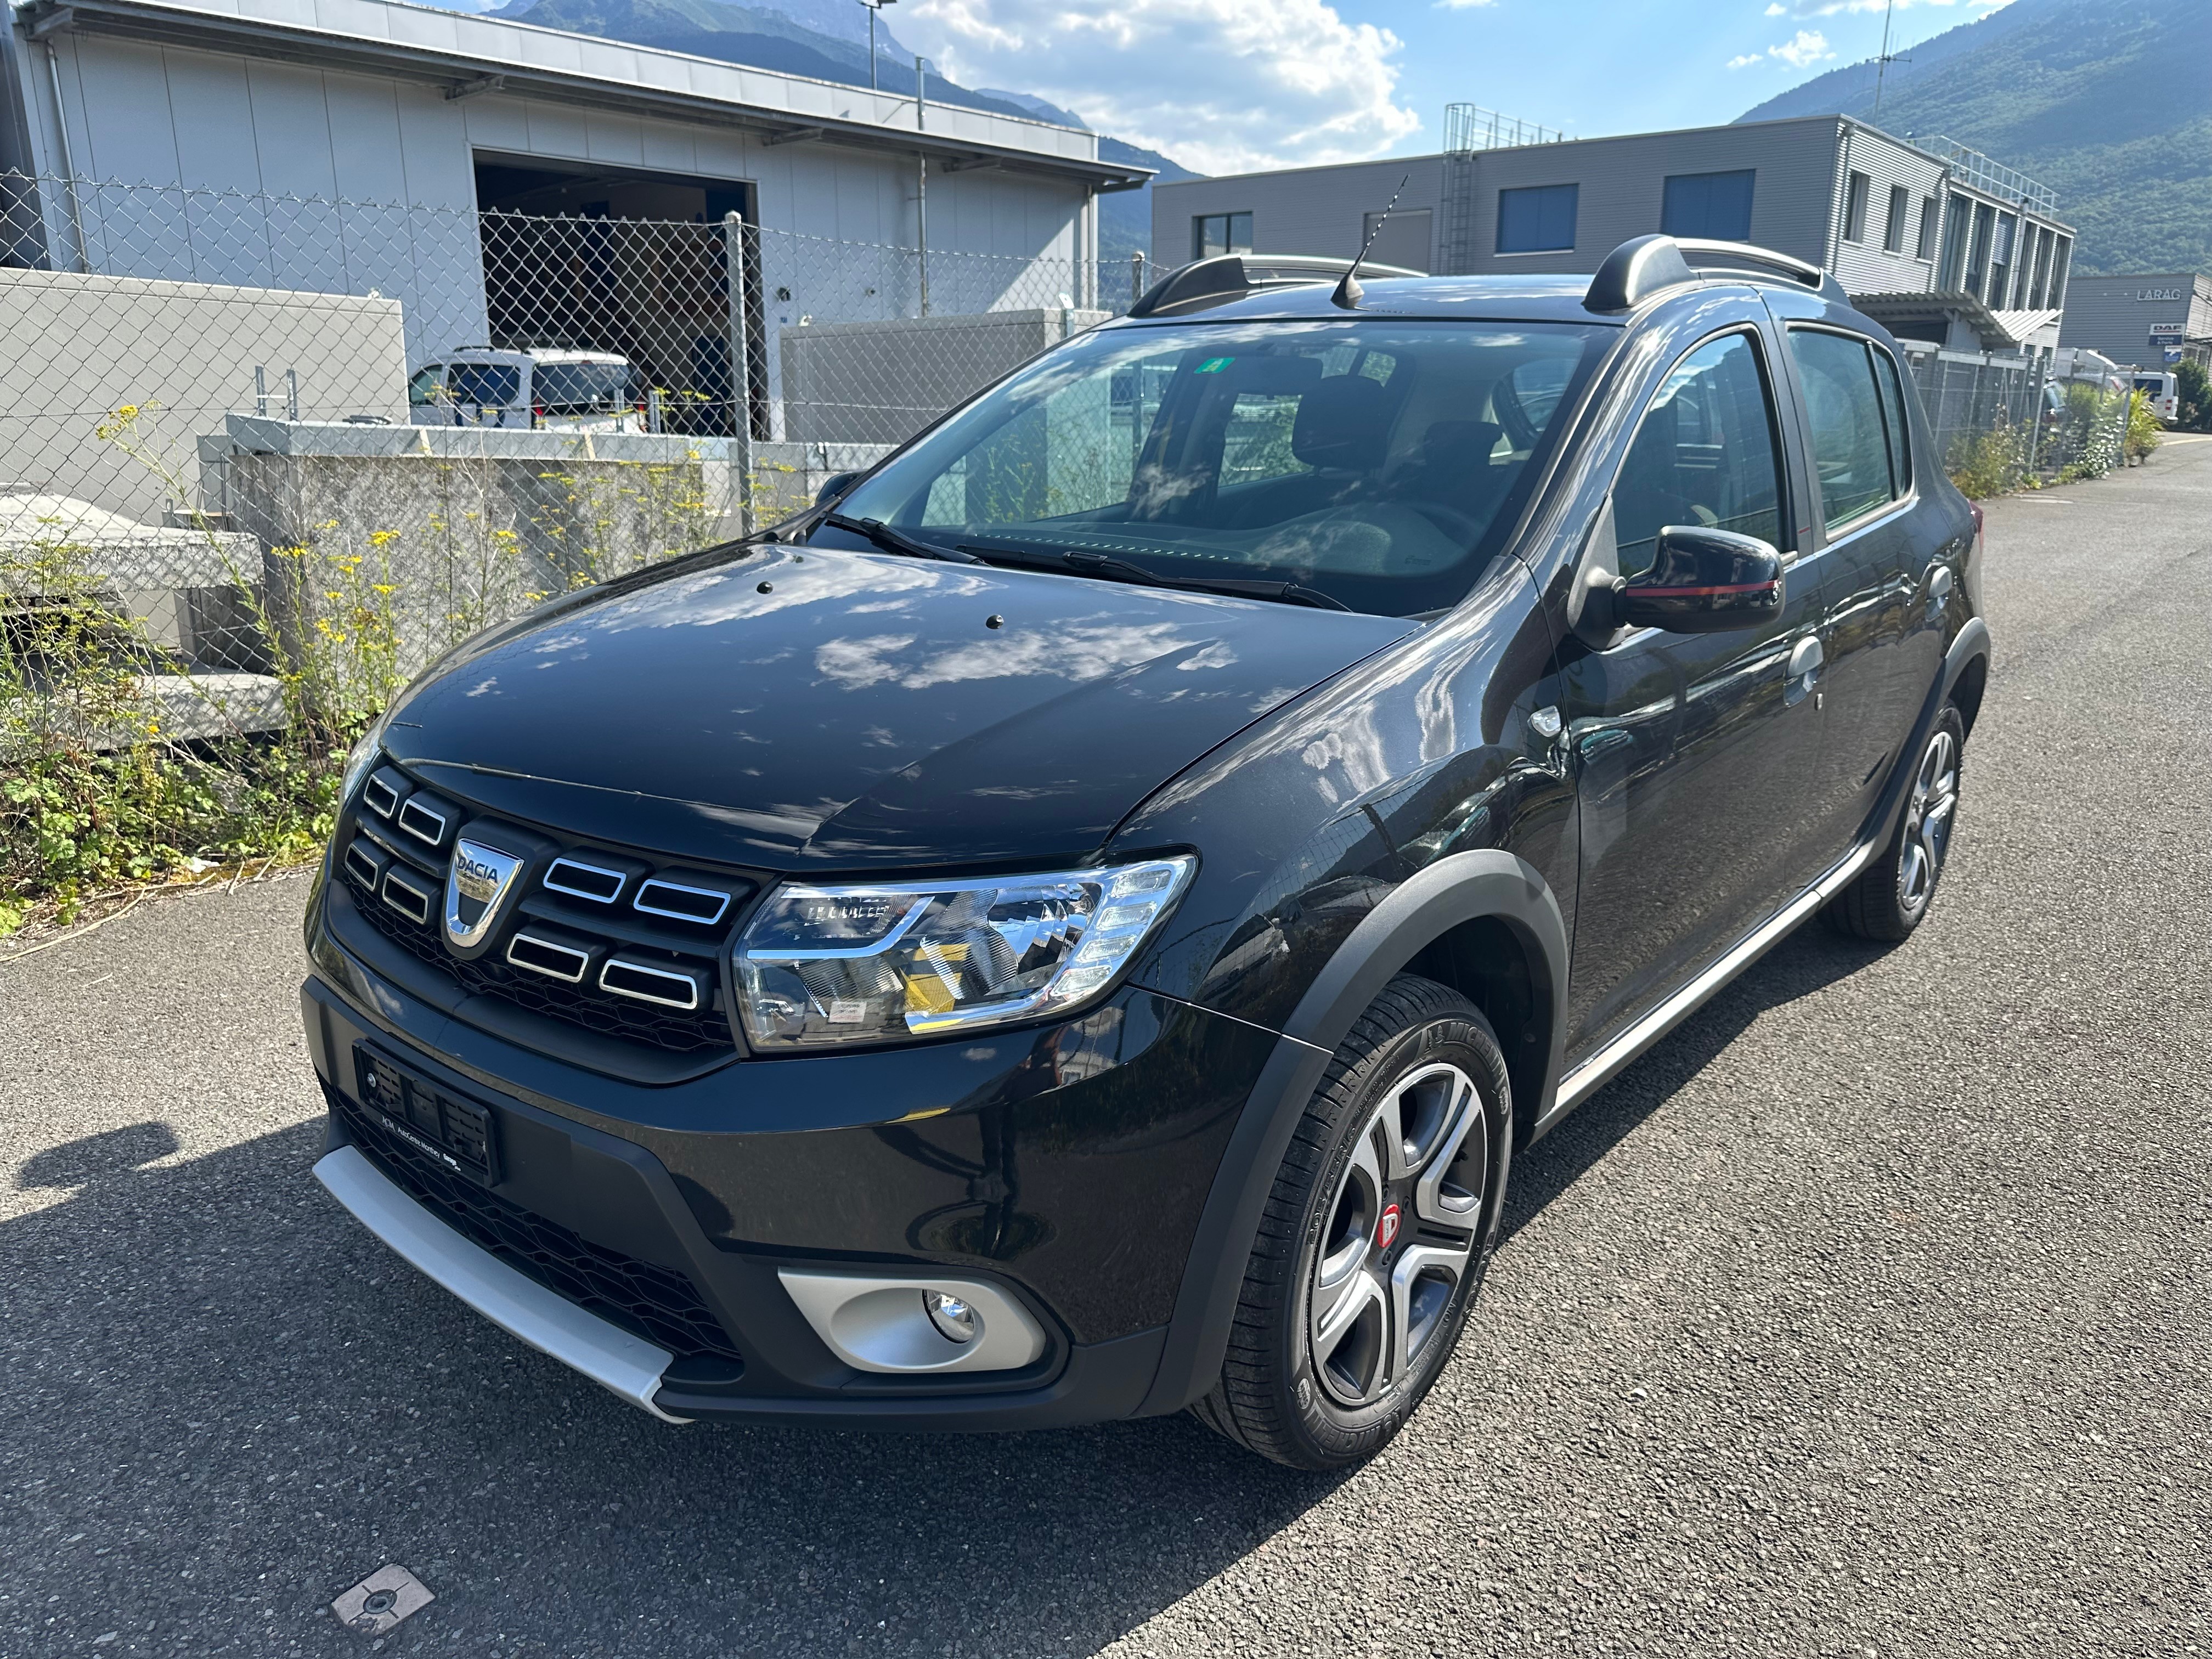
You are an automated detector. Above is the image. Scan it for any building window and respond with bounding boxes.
[1965,201,1996,298]
[1938,197,1972,289]
[1362,207,1434,274]
[1193,212,1253,260]
[1988,213,2017,308]
[1661,170,1755,241]
[2047,235,2072,308]
[1916,196,1939,261]
[1882,185,1910,254]
[1842,170,1871,245]
[1496,184,1578,254]
[2029,227,2056,309]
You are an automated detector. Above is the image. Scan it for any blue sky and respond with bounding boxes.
[1344,0,2013,156]
[417,0,2015,173]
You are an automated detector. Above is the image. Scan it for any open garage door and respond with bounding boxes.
[472,156,769,439]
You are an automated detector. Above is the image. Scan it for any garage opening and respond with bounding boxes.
[472,154,768,437]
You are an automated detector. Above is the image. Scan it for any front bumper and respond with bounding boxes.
[303,891,1279,1428]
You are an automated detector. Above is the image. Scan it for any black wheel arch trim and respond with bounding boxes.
[1133,849,1568,1418]
[1862,617,1990,854]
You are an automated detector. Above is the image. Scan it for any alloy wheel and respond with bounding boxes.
[1898,727,1960,912]
[1307,1062,1489,1409]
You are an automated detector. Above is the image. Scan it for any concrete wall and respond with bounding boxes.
[1152,156,1447,271]
[2059,273,2212,370]
[778,307,1108,445]
[0,267,407,523]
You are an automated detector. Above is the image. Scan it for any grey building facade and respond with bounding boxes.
[2057,273,2212,371]
[1155,116,2074,359]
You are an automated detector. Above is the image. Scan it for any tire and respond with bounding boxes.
[1191,974,1513,1470]
[1824,701,1966,942]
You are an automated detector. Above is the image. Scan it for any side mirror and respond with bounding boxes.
[814,470,859,509]
[1616,526,1784,633]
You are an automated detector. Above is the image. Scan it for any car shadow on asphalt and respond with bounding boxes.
[5,924,1887,1656]
[1501,922,1893,1241]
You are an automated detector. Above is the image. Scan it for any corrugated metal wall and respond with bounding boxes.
[1149,155,1447,271]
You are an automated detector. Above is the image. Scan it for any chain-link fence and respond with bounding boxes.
[1900,346,2135,498]
[0,167,1135,926]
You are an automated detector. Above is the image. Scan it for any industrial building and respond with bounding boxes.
[1155,112,2075,362]
[2058,273,2212,371]
[0,0,1146,433]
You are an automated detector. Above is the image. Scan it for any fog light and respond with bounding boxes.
[924,1290,977,1344]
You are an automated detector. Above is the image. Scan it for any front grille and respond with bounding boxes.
[329,1081,744,1367]
[334,764,754,1057]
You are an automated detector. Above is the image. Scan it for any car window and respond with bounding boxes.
[1872,346,1912,496]
[448,363,522,409]
[1789,330,1897,532]
[839,318,1603,618]
[1611,331,1785,581]
[534,362,634,411]
[406,365,444,407]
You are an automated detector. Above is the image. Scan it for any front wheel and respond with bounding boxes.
[1191,975,1512,1470]
[1824,702,1966,941]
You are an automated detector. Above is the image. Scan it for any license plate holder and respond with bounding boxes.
[351,1042,501,1186]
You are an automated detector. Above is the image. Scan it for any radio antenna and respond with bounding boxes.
[1333,173,1411,311]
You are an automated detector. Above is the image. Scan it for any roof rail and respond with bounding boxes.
[1584,234,1848,313]
[1128,253,1424,319]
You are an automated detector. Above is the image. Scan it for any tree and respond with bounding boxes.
[2175,359,2211,433]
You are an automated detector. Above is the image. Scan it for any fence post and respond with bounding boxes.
[285,368,299,421]
[724,210,754,535]
[254,364,268,417]
[1132,250,1147,306]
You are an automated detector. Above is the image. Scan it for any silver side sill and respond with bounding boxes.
[1537,838,1878,1135]
[313,1146,690,1424]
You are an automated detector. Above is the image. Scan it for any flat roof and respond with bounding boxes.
[16,0,1150,189]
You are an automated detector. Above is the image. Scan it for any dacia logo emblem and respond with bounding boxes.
[445,837,524,949]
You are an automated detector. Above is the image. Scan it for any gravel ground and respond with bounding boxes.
[4,441,2209,1659]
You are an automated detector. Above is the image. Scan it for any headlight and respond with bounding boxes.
[339,707,393,809]
[734,856,1195,1051]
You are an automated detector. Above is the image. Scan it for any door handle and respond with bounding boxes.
[1788,635,1825,679]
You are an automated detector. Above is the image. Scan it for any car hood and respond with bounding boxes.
[385,544,1417,872]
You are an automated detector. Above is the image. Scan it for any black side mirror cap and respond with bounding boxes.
[814,471,859,509]
[1615,526,1785,633]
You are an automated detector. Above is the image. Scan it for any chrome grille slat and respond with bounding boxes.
[544,857,628,904]
[362,775,401,820]
[599,957,703,1011]
[398,795,452,848]
[506,930,592,985]
[380,867,434,927]
[632,878,731,927]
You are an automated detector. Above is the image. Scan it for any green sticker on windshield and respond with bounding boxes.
[1195,357,1235,375]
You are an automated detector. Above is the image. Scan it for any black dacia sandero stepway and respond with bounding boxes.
[303,235,1990,1469]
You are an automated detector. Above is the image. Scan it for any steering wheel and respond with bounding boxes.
[1492,374,1545,453]
[1408,500,1488,544]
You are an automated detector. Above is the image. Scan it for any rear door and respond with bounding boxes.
[1766,297,1950,854]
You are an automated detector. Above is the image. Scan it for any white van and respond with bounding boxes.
[407,349,645,432]
[2131,372,2180,425]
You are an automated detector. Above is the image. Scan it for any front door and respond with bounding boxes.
[1559,325,1832,1061]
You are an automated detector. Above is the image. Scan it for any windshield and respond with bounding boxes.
[535,361,634,410]
[828,318,1602,616]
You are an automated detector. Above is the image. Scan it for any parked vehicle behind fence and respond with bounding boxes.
[304,235,1991,1470]
[406,348,646,433]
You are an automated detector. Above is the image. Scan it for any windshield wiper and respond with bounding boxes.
[822,514,981,564]
[957,541,1350,612]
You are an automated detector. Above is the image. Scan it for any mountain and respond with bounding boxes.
[494,0,1033,121]
[1736,0,2212,275]
[490,0,1206,264]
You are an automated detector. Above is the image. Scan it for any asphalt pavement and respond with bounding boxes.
[4,441,2209,1659]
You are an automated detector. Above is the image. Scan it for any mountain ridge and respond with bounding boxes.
[1736,0,2212,275]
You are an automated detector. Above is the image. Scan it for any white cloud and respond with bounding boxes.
[1727,26,1837,70]
[1433,0,1499,8]
[893,0,1421,173]
[1770,28,1836,66]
